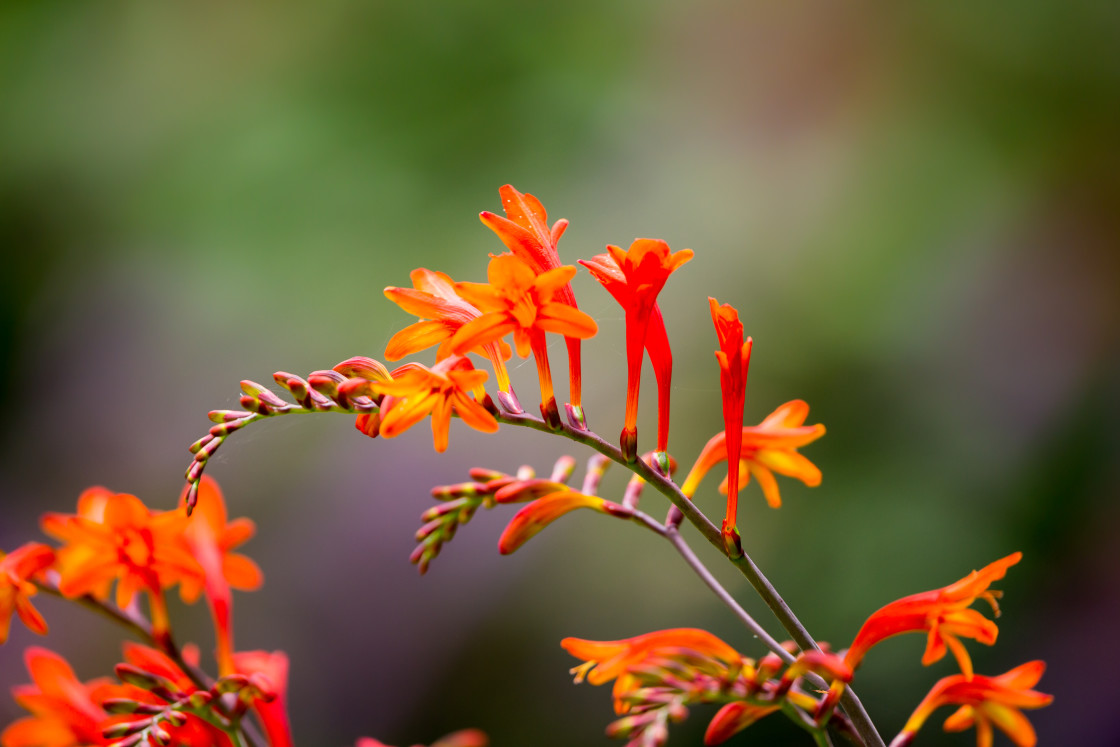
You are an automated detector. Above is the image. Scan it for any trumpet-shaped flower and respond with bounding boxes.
[40,489,201,642]
[1,647,120,747]
[706,297,752,552]
[372,356,499,453]
[233,651,293,747]
[845,553,1022,678]
[579,240,693,461]
[481,185,585,417]
[704,702,782,746]
[0,543,55,645]
[680,400,825,510]
[177,476,263,675]
[451,253,597,427]
[497,490,625,555]
[889,661,1052,747]
[562,628,743,715]
[384,268,514,396]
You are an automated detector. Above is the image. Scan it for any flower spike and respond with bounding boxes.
[889,661,1052,747]
[481,185,586,424]
[451,253,597,428]
[580,240,692,462]
[707,297,753,556]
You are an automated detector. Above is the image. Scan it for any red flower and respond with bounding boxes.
[0,543,54,644]
[232,651,293,747]
[580,239,692,461]
[497,490,625,555]
[372,356,499,453]
[481,185,585,420]
[177,476,263,676]
[384,268,514,397]
[706,298,753,554]
[0,647,114,747]
[890,661,1053,747]
[680,400,826,509]
[451,253,597,428]
[845,553,1022,678]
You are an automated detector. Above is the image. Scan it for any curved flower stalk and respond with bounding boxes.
[451,253,598,428]
[680,400,826,509]
[562,629,852,746]
[384,268,516,406]
[580,240,693,464]
[480,185,586,425]
[0,544,55,645]
[889,661,1052,747]
[373,356,498,453]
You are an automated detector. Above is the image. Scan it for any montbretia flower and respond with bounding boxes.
[0,543,54,645]
[40,488,201,643]
[451,253,598,428]
[707,298,752,554]
[384,268,515,398]
[372,356,498,453]
[233,651,293,747]
[1,646,120,747]
[561,628,742,714]
[845,552,1022,678]
[580,239,692,462]
[889,661,1052,747]
[177,476,263,675]
[481,185,586,423]
[497,490,626,555]
[680,400,825,509]
[704,702,782,746]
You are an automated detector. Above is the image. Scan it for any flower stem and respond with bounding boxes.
[497,410,885,747]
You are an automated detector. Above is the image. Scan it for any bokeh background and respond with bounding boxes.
[2,2,1118,745]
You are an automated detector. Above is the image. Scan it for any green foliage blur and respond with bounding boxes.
[2,2,1117,745]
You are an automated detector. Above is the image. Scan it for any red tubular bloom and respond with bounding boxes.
[497,491,624,555]
[890,661,1052,747]
[707,298,753,554]
[580,240,692,461]
[480,185,585,416]
[562,628,742,715]
[704,702,781,746]
[0,543,54,644]
[384,268,514,395]
[845,552,1022,678]
[451,253,597,428]
[233,651,293,747]
[177,476,263,676]
[372,356,499,453]
[680,400,826,509]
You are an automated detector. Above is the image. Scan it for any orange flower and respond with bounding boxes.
[706,298,753,553]
[1,646,119,747]
[384,268,515,397]
[41,489,201,643]
[704,702,781,746]
[561,628,742,714]
[680,400,825,510]
[177,476,263,675]
[451,253,598,428]
[497,490,625,555]
[0,543,55,644]
[580,240,693,461]
[232,651,292,747]
[481,185,586,419]
[890,661,1052,747]
[845,553,1022,678]
[372,356,498,453]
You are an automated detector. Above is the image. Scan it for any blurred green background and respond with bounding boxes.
[2,1,1118,745]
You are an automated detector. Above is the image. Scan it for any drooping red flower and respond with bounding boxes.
[680,400,825,509]
[845,552,1022,678]
[451,253,598,428]
[890,661,1052,747]
[0,543,55,645]
[706,298,753,555]
[480,185,586,421]
[177,476,263,676]
[372,356,499,453]
[384,268,514,397]
[497,490,625,555]
[579,239,693,462]
[232,650,293,747]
